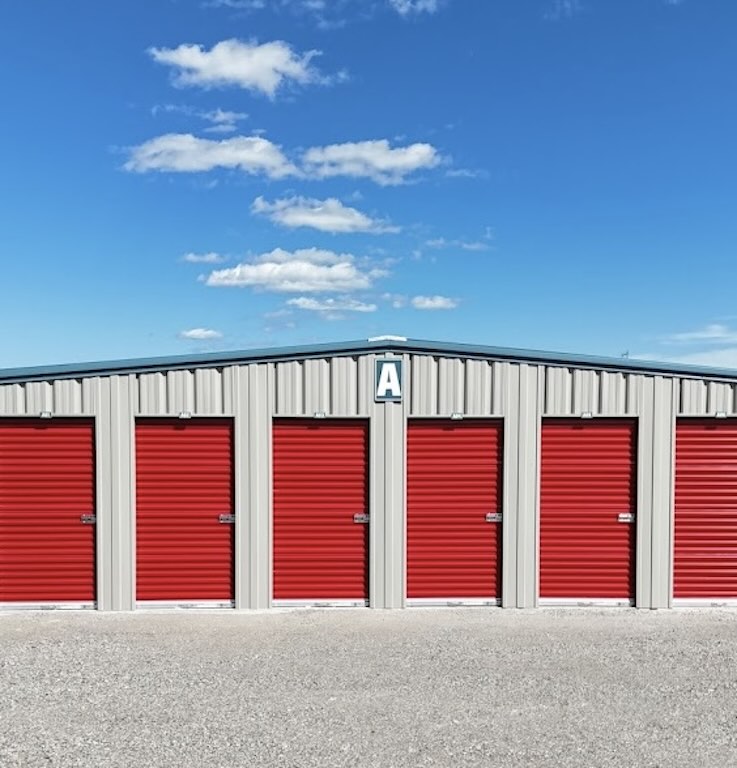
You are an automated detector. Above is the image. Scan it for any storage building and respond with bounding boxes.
[1,336,736,611]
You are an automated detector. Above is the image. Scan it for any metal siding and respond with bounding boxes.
[406,420,502,598]
[540,419,637,599]
[0,419,96,602]
[516,365,541,607]
[674,420,737,598]
[25,381,53,414]
[572,369,599,414]
[410,355,439,416]
[245,364,272,609]
[135,419,234,601]
[464,359,494,416]
[680,379,709,415]
[303,358,331,416]
[272,420,368,600]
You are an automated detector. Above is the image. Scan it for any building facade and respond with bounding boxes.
[1,337,736,611]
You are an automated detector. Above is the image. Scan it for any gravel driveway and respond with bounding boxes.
[1,608,736,767]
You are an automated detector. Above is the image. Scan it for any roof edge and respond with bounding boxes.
[1,337,737,384]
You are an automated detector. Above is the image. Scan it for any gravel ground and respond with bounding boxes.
[1,608,737,767]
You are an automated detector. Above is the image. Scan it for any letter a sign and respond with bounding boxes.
[375,358,402,402]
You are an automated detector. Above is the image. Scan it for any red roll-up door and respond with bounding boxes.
[273,420,368,602]
[540,419,637,601]
[136,419,234,602]
[407,420,502,601]
[0,419,96,603]
[675,420,737,599]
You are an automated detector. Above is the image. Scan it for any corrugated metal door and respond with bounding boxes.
[136,419,234,603]
[0,419,96,604]
[540,419,637,603]
[273,420,368,603]
[675,420,737,601]
[407,420,502,603]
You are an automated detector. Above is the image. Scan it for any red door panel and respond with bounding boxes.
[273,420,368,601]
[407,420,502,599]
[675,420,737,598]
[540,419,636,600]
[136,419,234,601]
[0,419,96,603]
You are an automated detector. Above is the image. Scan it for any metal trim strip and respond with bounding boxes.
[0,602,96,610]
[672,598,737,608]
[5,337,737,385]
[135,601,235,609]
[405,598,500,607]
[538,598,634,607]
[271,599,369,608]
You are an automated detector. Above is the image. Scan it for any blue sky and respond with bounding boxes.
[1,0,736,368]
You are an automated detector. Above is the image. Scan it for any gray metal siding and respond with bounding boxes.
[0,350,725,611]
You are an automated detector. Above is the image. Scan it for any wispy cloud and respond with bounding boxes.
[179,327,223,340]
[124,133,297,177]
[544,0,583,21]
[181,252,226,264]
[388,0,440,15]
[125,133,443,184]
[662,323,737,345]
[152,104,248,133]
[148,39,341,98]
[411,295,457,310]
[205,247,387,292]
[425,235,491,252]
[251,195,399,233]
[302,139,441,185]
[287,296,377,313]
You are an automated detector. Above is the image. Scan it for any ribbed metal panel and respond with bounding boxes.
[540,419,637,599]
[0,419,96,602]
[678,379,737,416]
[674,420,737,598]
[273,420,368,600]
[274,357,366,417]
[545,368,637,416]
[135,419,234,601]
[407,420,502,599]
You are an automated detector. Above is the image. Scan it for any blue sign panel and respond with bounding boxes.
[375,358,402,402]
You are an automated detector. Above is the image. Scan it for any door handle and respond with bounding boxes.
[617,512,635,524]
[353,513,369,524]
[485,513,502,523]
[218,514,235,524]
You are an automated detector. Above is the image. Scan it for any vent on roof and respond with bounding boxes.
[368,335,408,342]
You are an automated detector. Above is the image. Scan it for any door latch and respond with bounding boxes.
[80,514,96,525]
[617,512,635,524]
[218,514,236,524]
[353,513,370,524]
[485,512,502,523]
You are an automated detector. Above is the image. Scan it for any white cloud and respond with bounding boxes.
[382,292,407,308]
[182,251,226,263]
[251,195,399,234]
[124,133,297,177]
[544,0,582,20]
[287,296,377,312]
[151,104,248,133]
[663,324,737,344]
[124,133,443,184]
[388,0,439,15]
[179,327,223,340]
[411,295,457,310]
[302,139,441,185]
[205,247,386,292]
[426,236,490,252]
[149,39,334,98]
